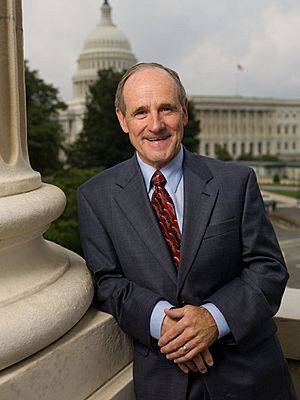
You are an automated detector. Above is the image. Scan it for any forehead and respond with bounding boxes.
[123,68,179,106]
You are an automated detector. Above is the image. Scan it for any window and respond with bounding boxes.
[232,143,236,155]
[258,142,262,154]
[205,143,210,156]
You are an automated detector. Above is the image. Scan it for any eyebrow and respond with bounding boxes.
[159,103,178,111]
[131,106,149,117]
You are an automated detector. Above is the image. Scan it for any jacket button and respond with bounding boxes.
[181,301,186,306]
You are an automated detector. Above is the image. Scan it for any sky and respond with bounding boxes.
[23,0,300,102]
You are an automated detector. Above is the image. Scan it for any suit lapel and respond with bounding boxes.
[177,151,219,293]
[114,156,177,285]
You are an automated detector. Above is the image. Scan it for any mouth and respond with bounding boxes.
[145,135,171,142]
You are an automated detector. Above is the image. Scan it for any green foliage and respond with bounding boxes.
[67,69,133,169]
[215,144,233,161]
[237,152,280,162]
[273,173,280,184]
[44,168,102,255]
[182,101,200,153]
[25,61,66,175]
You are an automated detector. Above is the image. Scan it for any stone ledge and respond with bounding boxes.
[86,363,134,400]
[275,287,300,398]
[0,307,133,400]
[275,287,300,360]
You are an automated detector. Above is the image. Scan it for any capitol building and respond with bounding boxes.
[60,0,300,162]
[59,0,137,144]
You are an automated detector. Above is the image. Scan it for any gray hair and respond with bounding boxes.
[115,62,186,115]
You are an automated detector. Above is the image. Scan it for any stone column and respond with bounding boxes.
[0,0,93,371]
[0,0,40,196]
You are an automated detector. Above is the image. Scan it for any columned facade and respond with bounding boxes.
[192,96,300,161]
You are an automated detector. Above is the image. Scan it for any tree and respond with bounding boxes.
[67,69,133,169]
[237,152,280,162]
[183,101,200,153]
[45,167,102,255]
[25,61,66,175]
[215,144,233,161]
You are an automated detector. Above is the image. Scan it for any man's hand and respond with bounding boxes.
[158,305,218,373]
[161,312,198,374]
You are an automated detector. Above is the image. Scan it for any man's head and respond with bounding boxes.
[115,62,188,169]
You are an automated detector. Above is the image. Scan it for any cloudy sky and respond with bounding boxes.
[23,0,300,102]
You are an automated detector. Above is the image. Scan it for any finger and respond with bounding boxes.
[184,360,198,373]
[201,348,214,367]
[177,362,189,374]
[164,307,185,319]
[165,344,191,361]
[158,321,185,347]
[160,331,193,355]
[170,340,214,365]
[192,353,208,374]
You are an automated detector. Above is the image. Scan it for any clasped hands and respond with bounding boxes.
[158,305,218,375]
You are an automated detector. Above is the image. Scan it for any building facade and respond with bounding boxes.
[191,95,300,161]
[60,1,300,164]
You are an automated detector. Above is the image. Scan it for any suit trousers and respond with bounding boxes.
[187,373,210,400]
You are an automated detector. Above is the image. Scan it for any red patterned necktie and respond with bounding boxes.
[151,170,182,268]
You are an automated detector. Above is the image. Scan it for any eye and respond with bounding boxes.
[133,108,148,118]
[160,105,176,114]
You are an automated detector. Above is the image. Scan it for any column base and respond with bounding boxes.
[0,307,133,400]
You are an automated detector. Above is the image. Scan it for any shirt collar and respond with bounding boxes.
[136,146,183,194]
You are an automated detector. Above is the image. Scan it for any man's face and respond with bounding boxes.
[116,67,188,169]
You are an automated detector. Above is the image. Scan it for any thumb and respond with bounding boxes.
[164,307,184,319]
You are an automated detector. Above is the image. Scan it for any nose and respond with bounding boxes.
[148,112,165,133]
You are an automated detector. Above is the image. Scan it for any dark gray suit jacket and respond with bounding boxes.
[77,149,296,400]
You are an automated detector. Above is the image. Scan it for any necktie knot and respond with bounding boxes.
[151,170,166,188]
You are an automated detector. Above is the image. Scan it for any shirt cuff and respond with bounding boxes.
[202,303,230,339]
[150,300,174,339]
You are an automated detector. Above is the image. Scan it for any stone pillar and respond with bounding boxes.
[0,0,40,196]
[0,0,93,371]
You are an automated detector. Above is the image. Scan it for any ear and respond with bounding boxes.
[182,97,189,126]
[116,108,129,134]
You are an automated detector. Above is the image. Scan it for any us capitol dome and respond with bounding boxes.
[60,0,137,143]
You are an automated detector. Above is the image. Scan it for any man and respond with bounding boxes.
[77,63,296,400]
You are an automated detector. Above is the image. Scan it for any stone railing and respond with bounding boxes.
[275,287,300,398]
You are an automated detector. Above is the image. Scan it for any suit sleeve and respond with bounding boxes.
[77,187,163,348]
[206,168,289,351]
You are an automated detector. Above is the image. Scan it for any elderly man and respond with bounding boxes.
[77,62,296,400]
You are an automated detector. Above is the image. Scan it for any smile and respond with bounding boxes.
[146,135,171,142]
